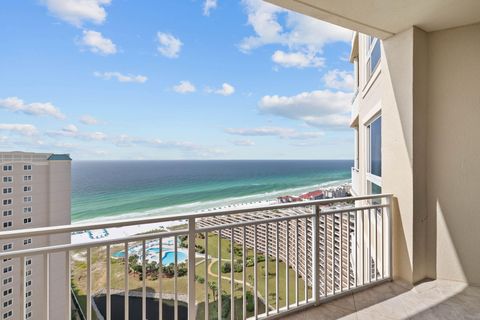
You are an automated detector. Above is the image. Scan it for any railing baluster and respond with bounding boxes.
[368,210,372,283]
[66,251,71,320]
[304,217,308,304]
[323,213,327,297]
[44,253,50,320]
[188,217,196,320]
[352,210,359,288]
[20,256,25,320]
[218,230,222,320]
[265,223,269,316]
[340,213,343,292]
[295,218,299,306]
[142,240,147,320]
[124,242,129,320]
[388,196,393,278]
[87,247,92,320]
[361,210,365,285]
[253,225,258,319]
[106,245,111,320]
[347,212,351,291]
[331,214,335,295]
[159,238,163,320]
[242,227,246,320]
[275,221,279,314]
[312,206,319,303]
[285,220,290,309]
[231,227,235,320]
[375,209,378,282]
[204,233,208,320]
[174,236,178,320]
[381,207,385,279]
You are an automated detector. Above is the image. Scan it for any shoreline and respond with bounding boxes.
[71,182,351,244]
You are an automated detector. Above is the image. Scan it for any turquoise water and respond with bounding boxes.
[72,160,352,222]
[162,251,187,265]
[112,249,187,265]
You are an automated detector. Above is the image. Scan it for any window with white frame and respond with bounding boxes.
[3,310,12,319]
[3,243,12,251]
[23,239,32,245]
[25,291,32,298]
[26,312,32,319]
[23,186,32,192]
[365,36,381,81]
[3,221,12,229]
[26,258,32,266]
[25,270,32,277]
[25,280,31,287]
[2,210,12,217]
[2,165,12,172]
[24,217,32,224]
[25,301,32,308]
[3,277,12,285]
[3,300,12,308]
[23,164,32,171]
[23,175,32,181]
[23,207,32,214]
[354,127,360,170]
[23,196,32,203]
[2,187,12,194]
[3,266,12,274]
[2,199,12,206]
[2,177,12,183]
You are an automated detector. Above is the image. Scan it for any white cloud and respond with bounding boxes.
[322,69,354,91]
[115,134,225,157]
[0,124,38,136]
[63,124,79,133]
[203,0,218,16]
[231,139,255,146]
[173,81,196,94]
[0,97,65,119]
[225,127,323,140]
[94,71,147,83]
[239,0,351,53]
[47,126,107,141]
[259,90,352,128]
[42,0,111,27]
[272,50,324,68]
[80,115,100,125]
[207,83,235,96]
[79,30,117,55]
[157,32,182,58]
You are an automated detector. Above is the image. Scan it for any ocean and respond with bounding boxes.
[71,160,353,223]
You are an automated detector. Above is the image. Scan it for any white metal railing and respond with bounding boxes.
[0,194,393,320]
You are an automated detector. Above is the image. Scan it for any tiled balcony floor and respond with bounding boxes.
[283,280,480,320]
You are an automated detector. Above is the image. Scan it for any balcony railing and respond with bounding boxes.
[0,194,392,320]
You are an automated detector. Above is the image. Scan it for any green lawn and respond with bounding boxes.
[71,232,311,318]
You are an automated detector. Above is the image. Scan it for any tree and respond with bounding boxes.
[208,282,218,302]
[221,262,231,273]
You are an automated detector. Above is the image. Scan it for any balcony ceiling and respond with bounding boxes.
[265,0,480,38]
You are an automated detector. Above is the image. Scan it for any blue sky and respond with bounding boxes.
[0,0,354,160]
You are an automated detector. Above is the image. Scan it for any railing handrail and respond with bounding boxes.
[0,193,393,240]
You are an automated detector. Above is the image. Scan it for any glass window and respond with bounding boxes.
[368,116,382,177]
[370,40,381,74]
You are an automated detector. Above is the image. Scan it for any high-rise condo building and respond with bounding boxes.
[0,151,71,320]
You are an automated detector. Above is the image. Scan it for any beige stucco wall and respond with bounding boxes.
[358,23,480,285]
[426,22,480,285]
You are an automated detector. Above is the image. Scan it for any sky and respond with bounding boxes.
[0,0,354,160]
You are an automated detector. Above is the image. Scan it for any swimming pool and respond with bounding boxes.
[162,251,187,265]
[112,249,187,265]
